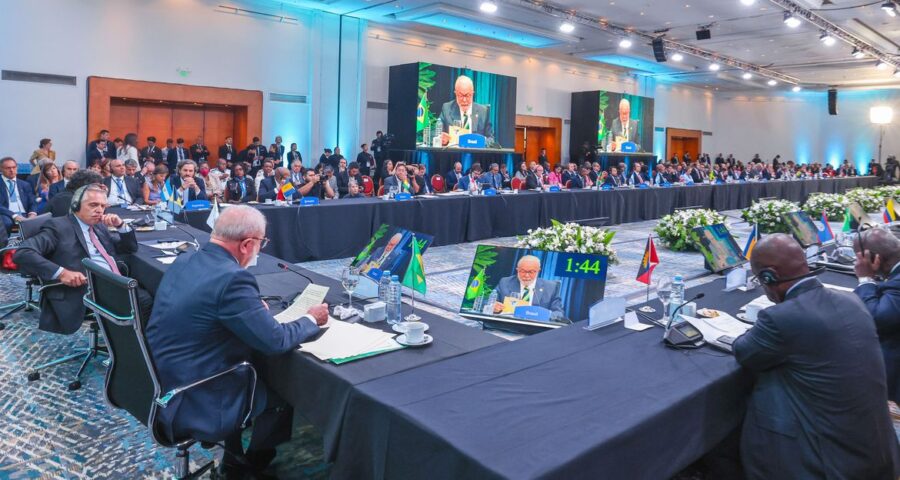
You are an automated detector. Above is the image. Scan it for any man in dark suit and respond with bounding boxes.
[524,165,545,190]
[605,98,640,152]
[87,129,116,159]
[414,164,433,195]
[102,159,142,205]
[190,136,210,163]
[537,149,550,172]
[336,162,363,198]
[455,164,483,192]
[327,147,344,172]
[13,184,151,334]
[439,75,493,145]
[140,136,163,163]
[144,206,328,476]
[169,160,208,204]
[628,163,649,186]
[0,157,38,235]
[853,228,900,403]
[445,162,463,191]
[49,160,79,199]
[481,163,502,190]
[166,138,190,173]
[491,255,564,320]
[87,140,110,167]
[218,136,237,164]
[603,166,624,187]
[356,144,375,177]
[257,167,290,202]
[383,164,418,195]
[272,136,285,164]
[734,234,900,479]
[48,170,103,218]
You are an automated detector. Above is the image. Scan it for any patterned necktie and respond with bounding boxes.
[115,178,124,197]
[7,180,16,202]
[522,287,532,302]
[88,225,120,275]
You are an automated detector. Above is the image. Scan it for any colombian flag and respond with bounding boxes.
[884,198,897,224]
[465,268,485,301]
[280,181,296,200]
[402,235,427,295]
[818,210,835,243]
[636,235,659,285]
[743,224,760,260]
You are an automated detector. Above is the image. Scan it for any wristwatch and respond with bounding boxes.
[857,276,876,285]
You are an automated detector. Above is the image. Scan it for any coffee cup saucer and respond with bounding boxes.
[736,313,756,324]
[396,334,433,347]
[392,322,429,334]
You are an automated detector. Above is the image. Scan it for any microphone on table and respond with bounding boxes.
[167,222,201,251]
[663,292,706,349]
[665,292,705,334]
[277,262,314,287]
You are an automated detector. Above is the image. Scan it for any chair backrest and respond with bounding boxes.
[361,175,374,196]
[431,174,445,193]
[377,185,384,196]
[565,180,572,189]
[511,177,523,190]
[19,213,52,239]
[82,258,170,446]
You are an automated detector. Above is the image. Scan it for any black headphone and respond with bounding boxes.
[756,266,825,285]
[70,184,105,213]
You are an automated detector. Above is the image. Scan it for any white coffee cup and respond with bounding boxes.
[745,304,762,322]
[405,322,426,344]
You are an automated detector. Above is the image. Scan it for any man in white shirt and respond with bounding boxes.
[102,159,141,205]
[0,157,37,237]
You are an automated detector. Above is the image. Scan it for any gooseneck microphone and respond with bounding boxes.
[277,262,314,287]
[665,292,706,334]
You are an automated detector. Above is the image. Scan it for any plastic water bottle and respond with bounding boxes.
[387,275,402,325]
[483,290,498,315]
[669,274,685,322]
[434,118,444,146]
[423,122,431,147]
[378,270,392,302]
[473,293,484,313]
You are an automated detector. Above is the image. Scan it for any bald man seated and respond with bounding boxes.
[853,227,900,403]
[605,98,641,152]
[491,255,565,321]
[733,233,899,479]
[145,205,329,477]
[440,74,494,145]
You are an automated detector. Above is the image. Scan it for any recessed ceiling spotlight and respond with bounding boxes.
[876,60,890,70]
[819,32,836,46]
[792,86,802,92]
[479,1,498,13]
[671,52,684,61]
[851,47,866,59]
[619,38,633,48]
[783,11,802,28]
[740,0,756,5]
[560,22,575,33]
[767,79,778,86]
[742,72,753,80]
[708,63,720,71]
[883,1,897,17]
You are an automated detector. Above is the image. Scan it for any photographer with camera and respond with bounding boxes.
[297,168,335,200]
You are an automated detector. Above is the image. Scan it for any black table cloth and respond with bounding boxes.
[332,271,861,480]
[183,177,878,263]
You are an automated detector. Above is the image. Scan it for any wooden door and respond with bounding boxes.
[172,107,204,145]
[109,103,139,141]
[203,106,234,159]
[138,104,173,146]
[515,127,526,155]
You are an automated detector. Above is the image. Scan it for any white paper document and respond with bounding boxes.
[274,284,330,324]
[683,312,751,350]
[741,283,854,312]
[623,311,652,331]
[298,319,401,361]
[145,241,187,250]
[155,256,178,265]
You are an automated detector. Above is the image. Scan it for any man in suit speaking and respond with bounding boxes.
[440,75,494,146]
[492,255,564,320]
[605,98,641,152]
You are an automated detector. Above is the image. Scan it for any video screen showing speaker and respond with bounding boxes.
[690,224,747,273]
[458,245,609,329]
[570,90,655,160]
[783,211,822,248]
[351,224,434,282]
[387,62,517,151]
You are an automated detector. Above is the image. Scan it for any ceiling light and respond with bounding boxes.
[740,0,756,5]
[783,11,801,28]
[883,1,897,17]
[619,38,633,48]
[851,47,866,59]
[871,106,894,125]
[708,63,720,71]
[742,72,753,80]
[559,22,575,33]
[819,32,836,46]
[876,60,890,70]
[479,1,498,13]
[671,52,684,61]
[894,69,900,78]
[792,86,802,92]
[767,79,778,86]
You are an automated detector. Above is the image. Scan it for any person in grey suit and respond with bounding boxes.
[733,234,900,480]
[439,75,493,145]
[491,255,564,320]
[605,98,641,152]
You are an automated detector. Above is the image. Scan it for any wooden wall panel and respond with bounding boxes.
[665,128,703,163]
[203,107,234,157]
[108,103,138,142]
[172,108,204,145]
[138,104,173,145]
[515,115,562,166]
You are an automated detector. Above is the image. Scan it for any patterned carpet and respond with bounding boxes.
[0,208,895,479]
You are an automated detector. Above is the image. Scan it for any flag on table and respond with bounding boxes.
[280,181,296,199]
[402,236,427,295]
[841,208,853,233]
[818,210,835,243]
[416,92,428,132]
[465,268,485,301]
[635,235,659,285]
[742,224,760,260]
[883,198,897,224]
[206,198,220,230]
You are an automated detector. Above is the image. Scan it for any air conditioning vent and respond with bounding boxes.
[2,70,76,86]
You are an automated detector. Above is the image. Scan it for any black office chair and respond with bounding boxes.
[82,258,257,479]
[0,214,57,331]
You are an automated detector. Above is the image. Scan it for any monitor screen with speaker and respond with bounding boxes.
[690,224,747,273]
[351,224,434,282]
[783,211,822,248]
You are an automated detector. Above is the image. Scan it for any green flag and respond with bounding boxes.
[416,91,427,132]
[841,208,853,233]
[465,268,485,301]
[402,236,426,295]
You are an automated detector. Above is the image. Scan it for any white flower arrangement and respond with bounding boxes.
[654,209,725,251]
[845,188,883,213]
[803,193,848,221]
[517,220,618,264]
[876,185,900,202]
[741,199,800,234]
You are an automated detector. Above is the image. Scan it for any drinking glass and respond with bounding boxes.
[341,267,360,310]
[656,276,673,326]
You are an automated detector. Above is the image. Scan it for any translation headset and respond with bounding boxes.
[70,184,105,213]
[755,265,826,286]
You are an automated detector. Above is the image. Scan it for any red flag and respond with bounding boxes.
[636,235,659,285]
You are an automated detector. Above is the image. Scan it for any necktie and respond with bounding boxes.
[463,113,469,129]
[7,180,16,202]
[240,180,246,199]
[178,148,184,161]
[522,287,531,302]
[88,225,121,275]
[115,178,124,197]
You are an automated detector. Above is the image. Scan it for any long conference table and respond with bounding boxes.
[184,177,878,263]
[120,210,865,479]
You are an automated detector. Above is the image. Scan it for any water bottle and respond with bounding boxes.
[473,293,484,313]
[483,290,498,315]
[423,122,431,147]
[669,274,685,322]
[387,275,402,325]
[378,270,392,302]
[434,118,444,146]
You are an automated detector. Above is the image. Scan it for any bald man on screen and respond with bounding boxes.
[440,75,494,145]
[606,98,641,152]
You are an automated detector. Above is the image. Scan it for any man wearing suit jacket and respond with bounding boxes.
[103,159,143,205]
[87,140,110,167]
[145,206,328,475]
[190,136,210,163]
[0,157,37,235]
[524,165,545,190]
[853,228,900,403]
[87,130,116,159]
[49,160,79,200]
[445,162,463,191]
[336,163,363,198]
[13,184,151,334]
[169,160,208,204]
[491,255,565,320]
[140,136,164,163]
[628,163,649,186]
[166,138,190,173]
[605,98,641,152]
[218,136,237,163]
[454,164,484,192]
[439,75,493,146]
[383,165,418,195]
[734,234,900,479]
[257,167,291,202]
[603,166,624,188]
[481,163,503,190]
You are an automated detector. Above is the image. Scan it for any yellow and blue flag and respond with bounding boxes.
[280,181,296,199]
[884,198,897,224]
[465,268,485,301]
[743,224,760,259]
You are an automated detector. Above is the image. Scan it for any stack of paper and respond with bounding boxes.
[740,284,854,312]
[299,319,402,364]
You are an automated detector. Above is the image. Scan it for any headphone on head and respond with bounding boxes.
[756,266,825,286]
[70,184,104,213]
